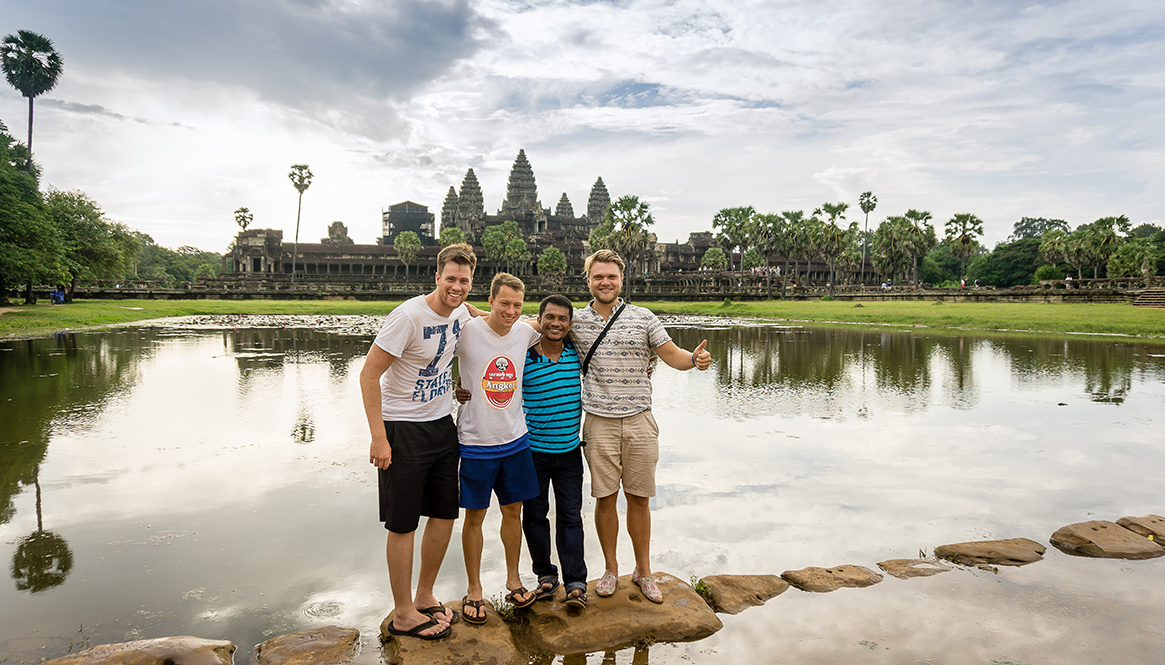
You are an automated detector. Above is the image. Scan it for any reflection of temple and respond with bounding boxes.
[224,149,720,279]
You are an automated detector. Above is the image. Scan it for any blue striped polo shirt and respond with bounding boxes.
[522,341,582,454]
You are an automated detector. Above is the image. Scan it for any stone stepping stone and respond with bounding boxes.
[1050,520,1165,559]
[934,538,1045,566]
[381,600,523,665]
[780,564,883,592]
[40,637,235,665]
[698,574,789,614]
[520,572,722,654]
[1116,514,1165,542]
[876,558,952,579]
[256,626,359,665]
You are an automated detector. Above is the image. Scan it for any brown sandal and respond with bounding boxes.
[504,586,537,609]
[461,596,487,625]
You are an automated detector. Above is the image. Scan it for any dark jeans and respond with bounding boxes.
[522,447,587,587]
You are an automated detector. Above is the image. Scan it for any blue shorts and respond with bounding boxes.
[459,448,540,510]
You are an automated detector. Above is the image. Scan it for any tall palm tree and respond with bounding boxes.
[858,191,876,283]
[902,209,937,286]
[288,164,313,283]
[2,30,64,167]
[944,213,983,281]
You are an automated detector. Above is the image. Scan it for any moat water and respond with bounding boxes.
[2,315,1164,665]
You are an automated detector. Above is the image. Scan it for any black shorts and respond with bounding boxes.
[378,415,460,533]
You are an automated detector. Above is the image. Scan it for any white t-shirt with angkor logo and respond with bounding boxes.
[455,316,540,449]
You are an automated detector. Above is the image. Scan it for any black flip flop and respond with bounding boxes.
[386,616,451,641]
[419,602,459,625]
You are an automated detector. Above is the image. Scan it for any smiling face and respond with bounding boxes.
[434,261,473,312]
[587,260,623,305]
[538,302,572,342]
[487,284,524,332]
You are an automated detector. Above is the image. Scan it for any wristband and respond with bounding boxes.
[691,353,697,367]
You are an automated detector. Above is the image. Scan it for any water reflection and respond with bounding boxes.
[1,319,1163,665]
[664,323,1164,418]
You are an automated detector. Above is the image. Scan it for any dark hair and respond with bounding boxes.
[539,294,573,319]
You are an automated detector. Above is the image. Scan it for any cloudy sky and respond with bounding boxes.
[2,0,1163,252]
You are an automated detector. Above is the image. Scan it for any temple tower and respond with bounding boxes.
[457,169,485,240]
[587,177,611,224]
[441,186,459,230]
[501,149,539,214]
[556,193,574,218]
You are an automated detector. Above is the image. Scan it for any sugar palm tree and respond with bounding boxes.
[858,191,877,283]
[234,207,252,231]
[944,213,983,281]
[288,164,313,283]
[2,30,63,167]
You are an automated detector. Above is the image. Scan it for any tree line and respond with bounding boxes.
[699,196,1163,297]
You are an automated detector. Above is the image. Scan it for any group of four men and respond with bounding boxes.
[359,244,711,640]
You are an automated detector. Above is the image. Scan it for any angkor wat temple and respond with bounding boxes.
[225,149,716,280]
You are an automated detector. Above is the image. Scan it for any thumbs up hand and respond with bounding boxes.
[692,339,711,371]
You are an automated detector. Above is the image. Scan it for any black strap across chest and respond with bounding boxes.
[581,303,625,377]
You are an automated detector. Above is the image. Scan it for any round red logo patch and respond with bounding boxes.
[481,354,518,409]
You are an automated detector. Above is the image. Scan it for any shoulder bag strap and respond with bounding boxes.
[581,303,625,376]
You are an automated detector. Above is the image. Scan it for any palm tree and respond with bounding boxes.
[590,195,656,296]
[858,191,877,283]
[712,206,754,284]
[944,213,983,281]
[813,202,853,298]
[234,207,252,231]
[2,30,64,167]
[288,164,313,283]
[902,209,937,286]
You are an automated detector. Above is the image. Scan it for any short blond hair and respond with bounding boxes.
[436,242,477,274]
[584,249,624,278]
[490,272,525,298]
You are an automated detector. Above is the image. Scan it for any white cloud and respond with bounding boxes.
[1,0,1162,250]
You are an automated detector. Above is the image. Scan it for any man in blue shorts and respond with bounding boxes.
[358,243,476,640]
[521,294,588,609]
[455,273,541,624]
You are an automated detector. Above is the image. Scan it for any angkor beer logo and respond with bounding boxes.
[481,355,518,409]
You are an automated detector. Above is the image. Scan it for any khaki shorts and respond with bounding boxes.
[582,410,659,498]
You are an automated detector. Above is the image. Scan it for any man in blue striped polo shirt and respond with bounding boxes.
[522,294,589,609]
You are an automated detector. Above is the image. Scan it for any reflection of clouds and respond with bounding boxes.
[3,321,1165,665]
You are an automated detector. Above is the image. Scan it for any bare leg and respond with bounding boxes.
[499,501,533,603]
[626,493,652,578]
[386,531,447,635]
[595,492,620,575]
[414,517,455,622]
[462,508,487,622]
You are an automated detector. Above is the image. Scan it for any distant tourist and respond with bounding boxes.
[357,242,477,641]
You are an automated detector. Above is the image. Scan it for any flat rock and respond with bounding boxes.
[41,637,234,665]
[780,565,883,593]
[520,572,722,654]
[876,558,952,579]
[256,626,359,665]
[1050,520,1165,559]
[1116,514,1165,542]
[934,538,1045,566]
[380,600,523,665]
[698,574,789,614]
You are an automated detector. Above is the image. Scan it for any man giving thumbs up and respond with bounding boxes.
[571,249,713,604]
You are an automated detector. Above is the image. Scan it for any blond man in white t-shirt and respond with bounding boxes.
[454,272,542,624]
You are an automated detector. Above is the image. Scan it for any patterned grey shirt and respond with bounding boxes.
[572,299,671,417]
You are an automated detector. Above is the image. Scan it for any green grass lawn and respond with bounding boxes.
[2,298,1163,342]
